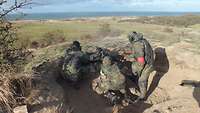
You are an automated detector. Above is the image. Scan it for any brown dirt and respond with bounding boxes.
[26,35,200,113]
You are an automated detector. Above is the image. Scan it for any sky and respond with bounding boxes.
[4,0,200,13]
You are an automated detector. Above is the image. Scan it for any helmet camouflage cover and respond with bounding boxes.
[128,31,143,43]
[92,56,125,94]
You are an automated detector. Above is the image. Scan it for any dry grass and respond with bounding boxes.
[44,103,74,113]
[0,73,33,113]
[0,77,16,113]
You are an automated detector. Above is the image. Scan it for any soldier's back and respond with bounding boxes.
[101,63,125,90]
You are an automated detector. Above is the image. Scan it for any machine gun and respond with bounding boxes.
[180,80,200,87]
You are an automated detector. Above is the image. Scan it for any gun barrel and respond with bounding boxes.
[180,80,200,87]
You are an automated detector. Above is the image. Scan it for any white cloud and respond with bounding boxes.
[13,0,200,12]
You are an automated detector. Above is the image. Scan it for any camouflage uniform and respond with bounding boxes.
[92,56,126,104]
[127,32,154,101]
[62,41,94,82]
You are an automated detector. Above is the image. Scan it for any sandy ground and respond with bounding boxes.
[27,35,200,113]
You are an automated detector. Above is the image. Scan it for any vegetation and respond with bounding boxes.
[96,23,122,37]
[0,20,30,75]
[0,1,31,113]
[0,0,31,76]
[124,14,200,27]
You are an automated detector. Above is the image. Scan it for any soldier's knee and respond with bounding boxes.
[140,69,151,81]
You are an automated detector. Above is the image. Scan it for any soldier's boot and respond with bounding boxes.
[120,88,138,105]
[122,94,135,105]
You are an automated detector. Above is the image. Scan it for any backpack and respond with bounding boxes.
[140,39,154,66]
[67,52,82,74]
[63,51,82,75]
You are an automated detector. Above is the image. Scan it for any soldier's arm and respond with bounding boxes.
[134,42,145,65]
[125,42,145,64]
[125,54,135,62]
[88,52,102,62]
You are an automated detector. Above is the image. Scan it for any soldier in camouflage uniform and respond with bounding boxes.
[125,31,154,102]
[62,41,98,83]
[92,56,127,105]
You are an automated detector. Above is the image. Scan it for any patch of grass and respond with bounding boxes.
[14,18,200,53]
[15,21,99,41]
[24,42,67,72]
[96,23,122,38]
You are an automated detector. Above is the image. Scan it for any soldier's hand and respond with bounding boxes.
[107,47,114,51]
[125,57,136,62]
[124,50,133,55]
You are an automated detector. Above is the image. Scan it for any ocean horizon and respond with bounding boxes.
[8,11,200,20]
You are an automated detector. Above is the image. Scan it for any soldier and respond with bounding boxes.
[92,56,128,105]
[125,31,154,102]
[62,41,96,83]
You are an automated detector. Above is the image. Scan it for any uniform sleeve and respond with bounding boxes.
[63,49,71,64]
[133,42,145,58]
[127,42,144,59]
[88,53,101,61]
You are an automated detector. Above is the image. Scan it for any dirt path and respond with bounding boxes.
[57,74,114,113]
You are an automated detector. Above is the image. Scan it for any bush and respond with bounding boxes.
[0,20,30,75]
[30,41,40,49]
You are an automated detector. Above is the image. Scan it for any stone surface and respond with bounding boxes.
[13,105,28,113]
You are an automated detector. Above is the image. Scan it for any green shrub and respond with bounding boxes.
[30,41,39,49]
[0,20,30,75]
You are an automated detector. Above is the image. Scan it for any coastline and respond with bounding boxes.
[12,16,139,23]
[9,11,200,22]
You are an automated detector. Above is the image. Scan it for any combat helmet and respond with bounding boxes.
[70,40,81,51]
[128,31,143,43]
[102,56,112,66]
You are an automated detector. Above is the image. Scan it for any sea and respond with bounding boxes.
[8,12,200,20]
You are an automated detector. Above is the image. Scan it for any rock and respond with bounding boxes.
[13,105,28,113]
